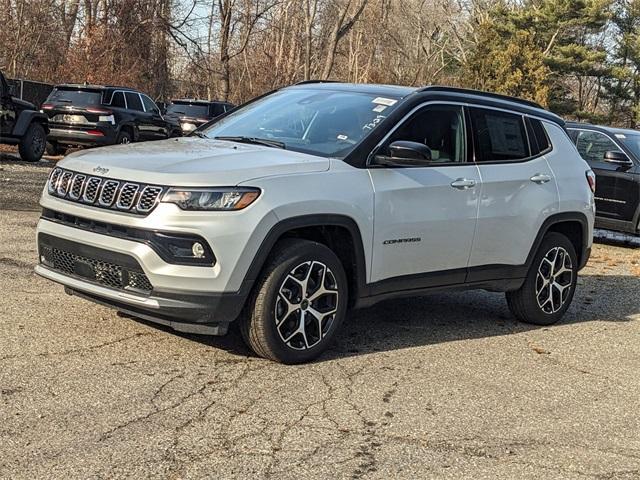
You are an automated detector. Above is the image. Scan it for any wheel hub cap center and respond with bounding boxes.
[300,299,309,310]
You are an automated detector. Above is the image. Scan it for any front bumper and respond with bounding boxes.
[49,125,117,147]
[35,217,247,335]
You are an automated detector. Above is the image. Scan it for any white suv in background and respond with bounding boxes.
[36,82,595,363]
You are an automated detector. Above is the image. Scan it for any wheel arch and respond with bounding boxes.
[118,123,136,141]
[526,212,591,271]
[240,214,368,308]
[13,111,49,136]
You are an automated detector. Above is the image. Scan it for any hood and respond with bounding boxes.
[59,137,330,186]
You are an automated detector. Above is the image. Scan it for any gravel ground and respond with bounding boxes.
[1,156,640,479]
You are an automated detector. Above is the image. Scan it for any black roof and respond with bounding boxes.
[171,98,231,105]
[287,81,563,125]
[55,83,138,92]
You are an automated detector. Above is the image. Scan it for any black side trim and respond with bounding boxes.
[367,268,467,297]
[239,214,368,303]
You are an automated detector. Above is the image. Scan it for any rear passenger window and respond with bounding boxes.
[470,108,530,162]
[111,91,126,108]
[526,118,551,155]
[125,92,143,111]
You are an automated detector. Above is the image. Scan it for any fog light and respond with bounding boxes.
[192,242,205,258]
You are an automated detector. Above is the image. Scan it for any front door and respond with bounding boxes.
[369,103,480,291]
[572,128,637,222]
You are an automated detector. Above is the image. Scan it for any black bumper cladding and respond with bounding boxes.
[38,233,152,294]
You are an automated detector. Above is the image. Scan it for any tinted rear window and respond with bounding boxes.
[528,118,550,154]
[125,92,143,111]
[47,88,103,106]
[166,103,210,117]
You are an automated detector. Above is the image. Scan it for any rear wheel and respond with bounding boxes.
[240,239,348,364]
[18,122,46,162]
[116,130,132,145]
[506,232,578,325]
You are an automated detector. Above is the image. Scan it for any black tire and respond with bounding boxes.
[506,232,578,326]
[116,130,132,145]
[18,122,46,162]
[45,141,66,156]
[239,239,348,364]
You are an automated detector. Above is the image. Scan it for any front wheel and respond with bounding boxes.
[18,123,46,162]
[240,239,348,364]
[506,232,578,326]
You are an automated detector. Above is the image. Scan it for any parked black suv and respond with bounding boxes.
[0,71,48,162]
[567,122,640,234]
[164,99,234,134]
[42,84,182,155]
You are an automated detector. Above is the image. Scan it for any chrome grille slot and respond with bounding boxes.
[83,177,102,203]
[57,171,73,196]
[48,168,63,194]
[116,183,139,210]
[46,168,163,215]
[68,174,86,200]
[99,180,120,206]
[137,186,163,212]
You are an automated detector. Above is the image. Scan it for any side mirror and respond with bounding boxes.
[373,140,432,167]
[603,150,633,167]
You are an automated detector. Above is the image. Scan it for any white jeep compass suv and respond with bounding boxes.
[36,82,595,363]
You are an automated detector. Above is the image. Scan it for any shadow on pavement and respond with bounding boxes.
[128,273,640,362]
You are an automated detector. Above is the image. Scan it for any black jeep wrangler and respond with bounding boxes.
[0,71,48,162]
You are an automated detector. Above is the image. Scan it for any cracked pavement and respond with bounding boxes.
[1,157,640,479]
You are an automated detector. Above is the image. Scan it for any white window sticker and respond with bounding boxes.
[615,133,626,139]
[337,134,348,140]
[372,97,397,106]
[373,104,387,113]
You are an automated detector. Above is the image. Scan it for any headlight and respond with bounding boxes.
[161,187,260,211]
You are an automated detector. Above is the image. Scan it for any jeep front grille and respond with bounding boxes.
[47,167,164,215]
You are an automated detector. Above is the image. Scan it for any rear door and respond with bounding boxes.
[467,107,559,278]
[570,128,636,222]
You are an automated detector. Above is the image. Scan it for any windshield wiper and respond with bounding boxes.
[191,130,208,138]
[214,136,286,149]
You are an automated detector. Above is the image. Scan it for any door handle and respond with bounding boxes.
[450,178,476,190]
[530,173,551,184]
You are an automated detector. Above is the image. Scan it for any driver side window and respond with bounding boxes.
[383,104,466,163]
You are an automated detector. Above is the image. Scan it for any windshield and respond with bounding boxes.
[46,88,103,106]
[617,133,640,160]
[201,88,401,158]
[166,103,209,117]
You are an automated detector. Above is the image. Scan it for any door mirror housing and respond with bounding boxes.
[373,140,433,167]
[603,150,633,167]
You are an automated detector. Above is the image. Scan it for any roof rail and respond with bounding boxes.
[418,86,544,110]
[294,79,340,85]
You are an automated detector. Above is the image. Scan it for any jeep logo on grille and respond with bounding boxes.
[93,166,110,175]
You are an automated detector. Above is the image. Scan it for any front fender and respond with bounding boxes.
[14,111,49,136]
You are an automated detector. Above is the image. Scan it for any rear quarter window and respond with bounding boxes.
[526,118,551,155]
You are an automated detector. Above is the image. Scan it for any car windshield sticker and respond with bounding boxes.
[373,104,387,113]
[337,134,348,140]
[372,97,397,106]
[363,115,386,131]
[615,133,626,139]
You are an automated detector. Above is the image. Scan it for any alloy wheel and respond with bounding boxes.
[120,136,130,144]
[535,246,573,314]
[274,261,339,350]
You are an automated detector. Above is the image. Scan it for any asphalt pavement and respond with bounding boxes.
[1,156,639,479]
